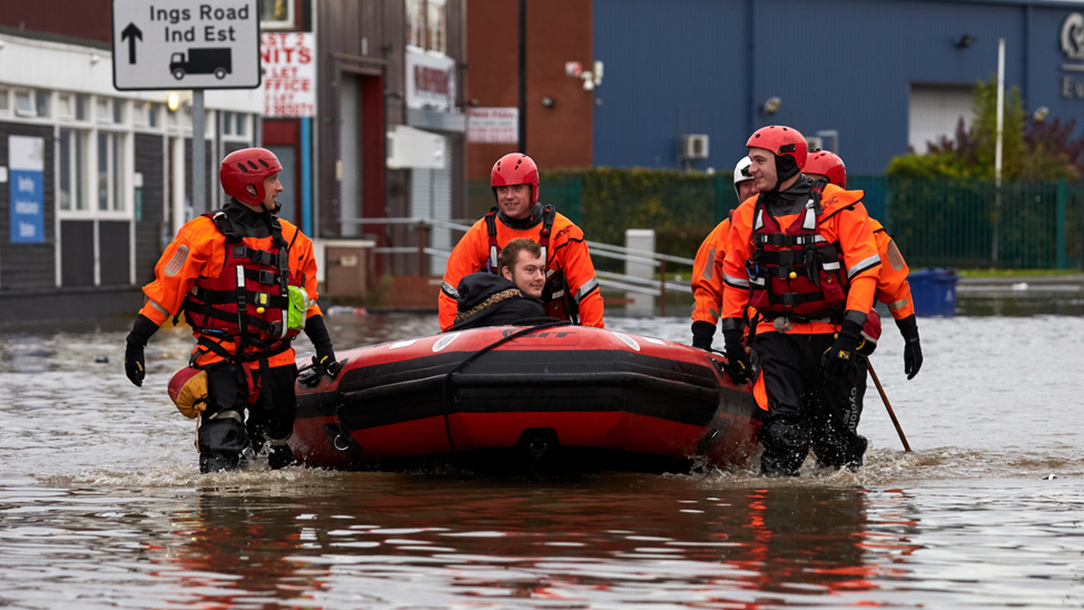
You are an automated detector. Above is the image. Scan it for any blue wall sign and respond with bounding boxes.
[9,135,45,244]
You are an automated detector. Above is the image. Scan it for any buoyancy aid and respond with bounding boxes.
[747,193,848,320]
[182,210,303,365]
[483,204,580,324]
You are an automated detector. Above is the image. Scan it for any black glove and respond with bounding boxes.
[305,315,337,376]
[722,326,752,385]
[821,319,864,380]
[691,321,716,352]
[124,314,159,387]
[897,314,923,380]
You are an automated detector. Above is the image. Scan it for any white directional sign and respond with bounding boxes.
[111,0,261,90]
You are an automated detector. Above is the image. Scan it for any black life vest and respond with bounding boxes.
[746,195,847,320]
[483,204,580,324]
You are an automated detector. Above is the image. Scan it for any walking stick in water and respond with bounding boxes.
[867,360,912,452]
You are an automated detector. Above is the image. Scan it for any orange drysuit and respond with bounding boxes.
[870,219,915,320]
[721,184,880,336]
[139,214,322,369]
[691,217,732,328]
[439,210,604,331]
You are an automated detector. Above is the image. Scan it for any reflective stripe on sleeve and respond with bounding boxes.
[847,254,881,278]
[887,298,909,311]
[149,299,169,316]
[574,277,599,302]
[723,273,749,289]
[441,281,460,299]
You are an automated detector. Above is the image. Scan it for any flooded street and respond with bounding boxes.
[1,303,1082,608]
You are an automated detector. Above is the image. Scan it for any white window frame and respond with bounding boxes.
[95,129,129,217]
[56,93,74,120]
[14,89,35,117]
[95,96,112,124]
[58,127,91,213]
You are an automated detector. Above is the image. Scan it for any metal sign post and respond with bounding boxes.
[193,90,205,215]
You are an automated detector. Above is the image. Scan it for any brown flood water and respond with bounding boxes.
[1,310,1082,608]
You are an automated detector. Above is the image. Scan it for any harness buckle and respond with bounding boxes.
[251,250,275,266]
[257,270,277,285]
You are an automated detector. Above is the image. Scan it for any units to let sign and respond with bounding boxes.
[112,0,260,90]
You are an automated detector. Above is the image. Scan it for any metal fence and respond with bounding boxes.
[867,177,1084,270]
[450,174,1084,272]
[565,174,1084,271]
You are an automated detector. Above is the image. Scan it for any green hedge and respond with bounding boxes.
[539,167,740,270]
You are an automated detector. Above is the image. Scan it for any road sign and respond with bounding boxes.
[111,0,261,90]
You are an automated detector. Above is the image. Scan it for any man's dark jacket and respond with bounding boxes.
[450,273,550,330]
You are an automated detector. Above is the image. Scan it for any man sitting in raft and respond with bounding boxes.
[451,238,555,330]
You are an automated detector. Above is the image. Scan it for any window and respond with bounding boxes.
[260,0,294,29]
[235,113,245,136]
[96,97,111,123]
[59,129,88,211]
[427,0,446,54]
[97,132,125,211]
[113,99,124,124]
[406,0,446,53]
[75,94,88,121]
[406,0,425,48]
[0,88,9,114]
[147,102,159,128]
[35,90,50,118]
[132,101,147,126]
[15,90,34,116]
[58,93,73,119]
[223,111,233,135]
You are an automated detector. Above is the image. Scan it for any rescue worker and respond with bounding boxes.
[691,156,759,351]
[452,238,550,330]
[123,148,335,473]
[721,126,881,476]
[439,153,604,331]
[803,150,923,457]
[804,149,923,382]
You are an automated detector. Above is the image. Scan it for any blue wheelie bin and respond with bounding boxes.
[908,268,959,316]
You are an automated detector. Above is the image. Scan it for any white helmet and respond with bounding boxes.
[733,156,753,199]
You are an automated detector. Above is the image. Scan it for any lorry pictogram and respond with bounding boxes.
[169,48,232,80]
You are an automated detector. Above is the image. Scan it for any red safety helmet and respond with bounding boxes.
[220,148,283,207]
[746,125,808,185]
[804,150,847,188]
[491,153,540,204]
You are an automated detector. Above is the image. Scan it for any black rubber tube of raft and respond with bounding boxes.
[440,320,572,471]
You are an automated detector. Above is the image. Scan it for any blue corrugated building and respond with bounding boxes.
[593,0,1084,175]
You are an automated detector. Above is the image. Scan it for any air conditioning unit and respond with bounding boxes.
[681,134,709,159]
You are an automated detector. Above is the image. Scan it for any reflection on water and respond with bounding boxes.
[1,305,1083,608]
[1,473,1081,608]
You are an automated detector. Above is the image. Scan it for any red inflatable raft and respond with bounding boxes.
[289,323,760,473]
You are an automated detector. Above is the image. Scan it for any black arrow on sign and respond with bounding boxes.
[121,22,142,64]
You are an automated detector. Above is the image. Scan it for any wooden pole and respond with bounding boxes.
[867,360,912,452]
